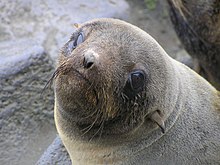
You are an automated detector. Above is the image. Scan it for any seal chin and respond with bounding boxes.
[55,72,145,139]
[55,71,151,139]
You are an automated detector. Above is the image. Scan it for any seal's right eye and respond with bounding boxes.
[67,32,85,54]
[74,32,84,47]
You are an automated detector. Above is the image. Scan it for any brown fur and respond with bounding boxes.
[53,18,220,164]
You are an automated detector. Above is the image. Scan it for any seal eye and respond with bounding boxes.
[123,70,146,99]
[130,71,145,91]
[67,32,85,54]
[74,32,84,47]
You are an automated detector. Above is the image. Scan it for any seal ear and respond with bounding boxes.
[73,23,81,28]
[150,111,165,133]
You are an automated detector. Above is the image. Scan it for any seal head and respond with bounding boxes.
[53,19,179,142]
[52,18,220,165]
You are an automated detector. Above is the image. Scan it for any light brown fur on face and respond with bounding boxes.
[53,18,220,165]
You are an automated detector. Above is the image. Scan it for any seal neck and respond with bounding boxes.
[112,57,185,156]
[65,60,185,164]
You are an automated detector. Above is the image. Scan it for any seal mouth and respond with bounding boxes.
[48,62,90,86]
[49,62,108,119]
[50,62,149,139]
[47,62,99,103]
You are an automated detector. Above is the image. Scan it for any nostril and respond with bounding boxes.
[83,54,95,69]
[84,61,94,69]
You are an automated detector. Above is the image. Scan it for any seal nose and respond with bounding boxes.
[83,52,95,69]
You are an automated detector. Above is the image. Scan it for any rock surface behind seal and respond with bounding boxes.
[36,136,71,165]
[0,39,56,164]
[0,0,130,164]
[0,0,129,60]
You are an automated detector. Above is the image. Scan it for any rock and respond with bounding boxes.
[0,39,56,165]
[37,136,71,165]
[167,0,220,89]
[0,0,130,60]
[0,1,130,164]
[175,49,193,69]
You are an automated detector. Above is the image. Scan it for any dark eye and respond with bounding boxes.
[123,70,146,99]
[74,32,84,47]
[129,70,145,91]
[66,32,84,54]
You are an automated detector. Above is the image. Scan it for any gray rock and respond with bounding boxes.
[0,0,130,164]
[175,49,193,69]
[37,136,71,165]
[0,0,130,60]
[0,39,56,165]
[0,39,44,77]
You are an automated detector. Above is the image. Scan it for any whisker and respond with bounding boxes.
[80,109,101,136]
[121,92,128,103]
[81,108,98,120]
[40,69,58,96]
[89,116,105,142]
[81,110,99,131]
[41,62,70,96]
[97,116,106,142]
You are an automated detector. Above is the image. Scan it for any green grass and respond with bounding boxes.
[144,0,158,10]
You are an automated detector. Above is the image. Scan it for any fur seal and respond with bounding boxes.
[167,0,220,90]
[53,18,220,164]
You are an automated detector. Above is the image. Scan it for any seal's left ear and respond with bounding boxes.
[150,111,165,133]
[73,23,81,28]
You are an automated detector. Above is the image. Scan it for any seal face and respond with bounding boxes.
[53,18,220,164]
[53,19,172,141]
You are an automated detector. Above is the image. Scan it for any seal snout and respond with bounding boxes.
[83,51,98,69]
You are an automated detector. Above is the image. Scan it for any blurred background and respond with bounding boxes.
[0,0,192,164]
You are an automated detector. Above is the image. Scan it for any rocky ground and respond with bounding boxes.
[0,0,190,164]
